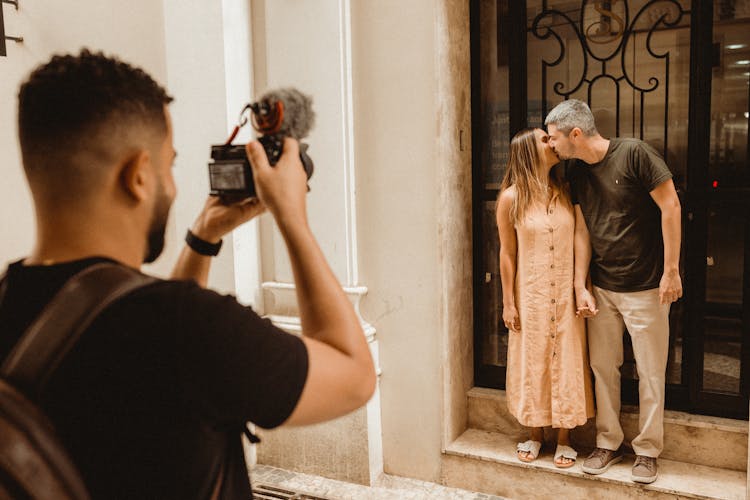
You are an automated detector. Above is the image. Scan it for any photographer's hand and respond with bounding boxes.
[245,138,308,226]
[171,196,266,287]
[191,195,266,243]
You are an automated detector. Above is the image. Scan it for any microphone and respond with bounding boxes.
[252,87,315,140]
[208,87,316,199]
[251,88,315,177]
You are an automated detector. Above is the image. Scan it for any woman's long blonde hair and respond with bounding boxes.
[499,127,569,225]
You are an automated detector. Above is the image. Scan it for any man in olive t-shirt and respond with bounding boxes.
[545,100,682,484]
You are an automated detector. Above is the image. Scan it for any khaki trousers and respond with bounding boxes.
[588,286,670,458]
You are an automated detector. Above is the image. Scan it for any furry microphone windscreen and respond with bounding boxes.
[258,87,315,140]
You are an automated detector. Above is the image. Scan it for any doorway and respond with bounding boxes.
[472,0,750,419]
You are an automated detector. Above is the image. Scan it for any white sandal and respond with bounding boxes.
[516,440,542,463]
[554,444,578,469]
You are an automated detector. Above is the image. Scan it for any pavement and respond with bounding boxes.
[251,464,507,500]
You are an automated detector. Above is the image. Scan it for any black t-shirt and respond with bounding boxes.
[0,257,308,499]
[569,138,673,292]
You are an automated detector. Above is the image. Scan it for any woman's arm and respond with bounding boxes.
[496,189,520,331]
[573,204,597,316]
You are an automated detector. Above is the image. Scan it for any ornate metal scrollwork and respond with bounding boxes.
[530,0,689,153]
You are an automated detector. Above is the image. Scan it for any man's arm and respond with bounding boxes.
[573,205,597,316]
[171,197,266,287]
[650,178,682,304]
[245,139,376,426]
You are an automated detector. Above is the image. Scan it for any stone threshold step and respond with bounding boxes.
[443,429,746,500]
[468,387,748,472]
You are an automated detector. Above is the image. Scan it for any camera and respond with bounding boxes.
[208,88,315,199]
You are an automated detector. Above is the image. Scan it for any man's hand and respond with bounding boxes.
[190,195,266,243]
[503,304,521,332]
[575,287,599,318]
[659,270,682,305]
[245,138,308,225]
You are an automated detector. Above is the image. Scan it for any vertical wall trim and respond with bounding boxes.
[339,0,359,287]
[221,0,263,308]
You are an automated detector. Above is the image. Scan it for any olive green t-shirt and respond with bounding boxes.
[569,138,673,292]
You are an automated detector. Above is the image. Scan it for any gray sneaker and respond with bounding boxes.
[632,455,658,483]
[581,447,623,474]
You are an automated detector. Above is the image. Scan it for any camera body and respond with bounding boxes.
[208,136,313,198]
[208,88,315,199]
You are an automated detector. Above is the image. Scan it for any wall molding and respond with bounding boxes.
[262,281,377,344]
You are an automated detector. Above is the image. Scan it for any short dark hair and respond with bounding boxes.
[18,49,173,195]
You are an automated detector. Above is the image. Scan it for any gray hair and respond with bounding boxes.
[544,99,598,136]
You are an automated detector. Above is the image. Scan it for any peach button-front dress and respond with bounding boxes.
[506,191,595,429]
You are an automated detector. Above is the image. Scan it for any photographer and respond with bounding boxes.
[0,50,375,499]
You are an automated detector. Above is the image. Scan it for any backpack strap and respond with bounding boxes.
[0,274,7,307]
[1,262,157,398]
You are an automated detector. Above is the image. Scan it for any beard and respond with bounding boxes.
[143,182,172,264]
[553,144,576,160]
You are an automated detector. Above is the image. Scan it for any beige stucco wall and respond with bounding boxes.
[0,1,241,293]
[249,0,469,485]
[0,1,167,267]
[352,0,444,482]
[161,0,247,293]
[435,0,474,450]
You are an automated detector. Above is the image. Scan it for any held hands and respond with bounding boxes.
[503,304,521,332]
[575,287,599,318]
[190,195,266,244]
[659,270,683,305]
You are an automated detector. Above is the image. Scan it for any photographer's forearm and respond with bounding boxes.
[171,245,211,287]
[279,218,365,356]
[169,196,264,288]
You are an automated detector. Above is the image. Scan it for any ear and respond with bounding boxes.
[569,127,583,141]
[118,150,153,202]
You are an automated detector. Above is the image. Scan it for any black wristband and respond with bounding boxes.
[185,229,223,257]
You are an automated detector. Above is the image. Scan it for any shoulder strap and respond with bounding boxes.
[0,273,7,306]
[1,262,157,398]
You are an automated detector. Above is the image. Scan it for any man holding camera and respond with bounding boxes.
[0,50,375,499]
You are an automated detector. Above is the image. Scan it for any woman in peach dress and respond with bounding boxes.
[495,128,596,468]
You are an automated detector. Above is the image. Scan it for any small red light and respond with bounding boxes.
[712,180,718,188]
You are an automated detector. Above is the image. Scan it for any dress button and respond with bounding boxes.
[548,228,553,233]
[551,317,555,322]
[549,246,554,251]
[551,299,556,304]
[551,334,556,338]
[550,264,555,269]
[551,282,555,286]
